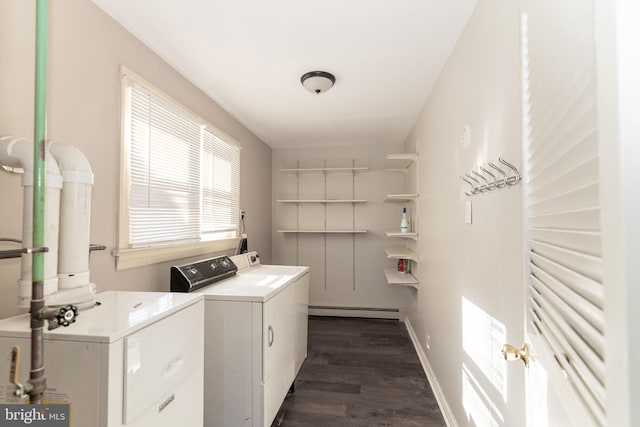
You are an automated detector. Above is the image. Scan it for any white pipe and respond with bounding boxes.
[0,136,62,307]
[48,140,93,291]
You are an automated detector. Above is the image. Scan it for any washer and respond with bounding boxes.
[171,251,309,427]
[0,291,204,427]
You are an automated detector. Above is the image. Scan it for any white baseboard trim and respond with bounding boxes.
[403,317,458,427]
[309,306,404,320]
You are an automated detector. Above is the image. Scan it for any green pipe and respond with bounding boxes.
[29,0,48,405]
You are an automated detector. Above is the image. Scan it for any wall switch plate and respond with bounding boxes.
[464,200,472,224]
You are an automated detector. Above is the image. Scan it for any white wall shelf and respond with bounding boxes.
[383,152,419,288]
[384,269,418,288]
[277,229,367,234]
[384,194,418,202]
[277,167,368,173]
[276,160,367,292]
[385,247,418,262]
[384,153,417,171]
[277,199,367,204]
[385,231,418,240]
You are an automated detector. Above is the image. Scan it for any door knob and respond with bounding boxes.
[501,343,530,367]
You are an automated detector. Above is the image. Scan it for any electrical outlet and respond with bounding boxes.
[426,333,431,350]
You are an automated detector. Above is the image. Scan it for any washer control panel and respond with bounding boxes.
[170,255,238,292]
[248,252,260,266]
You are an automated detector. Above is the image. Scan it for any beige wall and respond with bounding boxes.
[0,0,272,318]
[271,144,410,313]
[405,0,525,425]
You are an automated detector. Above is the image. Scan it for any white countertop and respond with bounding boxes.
[195,264,309,302]
[0,291,202,343]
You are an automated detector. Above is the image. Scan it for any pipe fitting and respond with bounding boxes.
[48,140,93,185]
[0,136,63,189]
[1,137,62,306]
[48,140,94,291]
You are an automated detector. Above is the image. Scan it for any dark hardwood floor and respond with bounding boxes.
[271,316,447,427]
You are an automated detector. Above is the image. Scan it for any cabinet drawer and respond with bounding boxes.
[123,302,203,424]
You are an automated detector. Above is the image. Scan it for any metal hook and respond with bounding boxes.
[461,176,477,186]
[498,157,521,185]
[488,162,508,188]
[471,170,487,182]
[471,170,489,192]
[460,175,478,196]
[479,166,498,190]
[460,176,475,196]
[462,158,521,197]
[464,173,480,185]
[464,173,481,193]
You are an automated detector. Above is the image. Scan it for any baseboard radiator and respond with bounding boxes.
[308,305,403,320]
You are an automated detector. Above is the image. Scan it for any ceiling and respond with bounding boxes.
[92,0,477,149]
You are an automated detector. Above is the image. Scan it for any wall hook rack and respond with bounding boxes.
[460,157,521,196]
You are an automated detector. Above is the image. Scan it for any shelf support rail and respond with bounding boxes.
[323,160,327,290]
[352,159,356,291]
[296,160,299,266]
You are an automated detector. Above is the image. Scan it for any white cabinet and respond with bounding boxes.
[122,304,203,425]
[201,271,310,427]
[384,153,419,288]
[261,275,309,425]
[0,292,204,427]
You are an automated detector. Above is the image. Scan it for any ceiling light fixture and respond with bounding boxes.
[300,71,335,94]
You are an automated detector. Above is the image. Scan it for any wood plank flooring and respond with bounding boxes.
[271,316,447,427]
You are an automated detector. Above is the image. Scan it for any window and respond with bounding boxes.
[115,68,240,270]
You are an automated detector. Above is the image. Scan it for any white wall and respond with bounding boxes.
[405,0,525,425]
[615,2,640,423]
[272,144,411,314]
[0,0,272,318]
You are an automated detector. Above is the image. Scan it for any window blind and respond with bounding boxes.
[202,127,240,236]
[126,80,240,247]
[523,0,604,424]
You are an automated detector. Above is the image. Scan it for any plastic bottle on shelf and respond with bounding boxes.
[397,259,410,274]
[400,207,409,233]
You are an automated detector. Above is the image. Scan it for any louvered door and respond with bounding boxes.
[522,0,604,425]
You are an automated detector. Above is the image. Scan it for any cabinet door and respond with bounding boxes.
[261,274,309,427]
[262,284,295,383]
[262,273,310,383]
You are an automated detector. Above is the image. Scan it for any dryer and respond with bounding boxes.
[171,251,309,427]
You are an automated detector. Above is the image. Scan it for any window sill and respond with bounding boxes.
[112,238,239,271]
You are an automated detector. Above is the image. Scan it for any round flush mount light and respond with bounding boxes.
[300,71,335,94]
